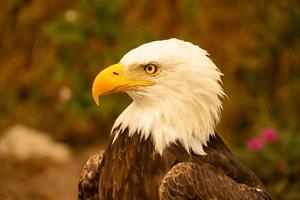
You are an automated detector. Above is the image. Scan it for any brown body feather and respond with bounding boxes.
[78,129,271,200]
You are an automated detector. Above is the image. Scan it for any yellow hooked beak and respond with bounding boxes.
[92,63,154,105]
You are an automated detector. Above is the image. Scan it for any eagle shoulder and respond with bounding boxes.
[78,151,103,200]
[159,162,272,200]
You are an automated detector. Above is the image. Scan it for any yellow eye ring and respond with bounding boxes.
[144,64,157,74]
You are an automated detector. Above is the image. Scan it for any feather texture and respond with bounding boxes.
[78,130,272,200]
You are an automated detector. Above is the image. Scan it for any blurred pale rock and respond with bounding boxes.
[0,124,71,163]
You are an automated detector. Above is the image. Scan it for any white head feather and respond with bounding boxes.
[112,38,225,155]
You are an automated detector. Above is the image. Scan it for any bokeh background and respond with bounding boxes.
[0,0,299,199]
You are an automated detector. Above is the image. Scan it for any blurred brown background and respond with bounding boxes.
[0,0,299,199]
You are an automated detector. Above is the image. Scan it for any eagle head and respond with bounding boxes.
[92,38,225,155]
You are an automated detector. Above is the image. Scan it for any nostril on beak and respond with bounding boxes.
[113,72,119,75]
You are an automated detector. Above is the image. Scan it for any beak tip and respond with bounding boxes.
[92,94,100,106]
[92,83,100,106]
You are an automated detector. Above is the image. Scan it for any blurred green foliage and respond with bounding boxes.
[0,0,300,198]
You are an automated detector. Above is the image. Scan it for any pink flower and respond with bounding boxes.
[261,128,277,142]
[247,137,264,151]
[59,86,72,102]
[64,9,77,22]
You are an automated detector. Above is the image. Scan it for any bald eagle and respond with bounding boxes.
[78,39,272,200]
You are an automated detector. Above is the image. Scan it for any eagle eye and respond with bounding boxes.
[144,64,157,74]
